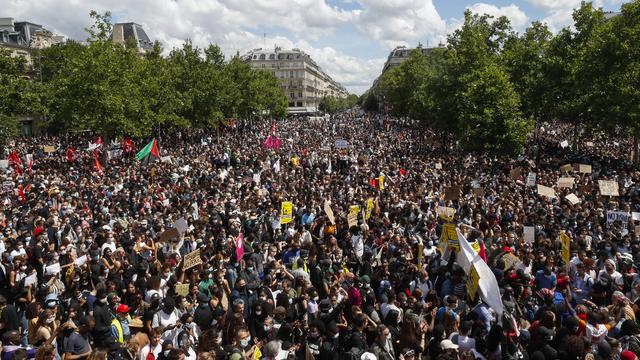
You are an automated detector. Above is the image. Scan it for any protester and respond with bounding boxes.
[1,109,640,360]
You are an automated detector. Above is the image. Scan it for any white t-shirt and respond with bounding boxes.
[351,235,363,258]
[139,343,161,360]
[152,310,180,341]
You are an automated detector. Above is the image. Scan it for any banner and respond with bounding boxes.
[280,201,293,224]
[561,232,571,268]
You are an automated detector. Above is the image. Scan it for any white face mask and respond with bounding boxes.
[240,336,251,348]
[264,325,272,332]
[45,317,55,324]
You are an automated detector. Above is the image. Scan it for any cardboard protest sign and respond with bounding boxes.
[175,218,188,235]
[537,185,556,199]
[560,164,573,172]
[561,232,571,268]
[436,206,456,221]
[565,193,581,205]
[466,264,480,300]
[526,173,537,187]
[557,177,575,188]
[183,249,202,270]
[43,145,56,153]
[599,180,619,196]
[502,253,522,270]
[323,200,335,224]
[444,186,460,201]
[578,164,592,174]
[607,211,629,229]
[510,168,521,180]
[440,223,459,251]
[159,228,180,243]
[347,210,358,229]
[523,226,535,244]
[175,283,190,296]
[280,201,293,224]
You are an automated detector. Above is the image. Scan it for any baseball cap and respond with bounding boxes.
[116,304,130,314]
[440,339,459,350]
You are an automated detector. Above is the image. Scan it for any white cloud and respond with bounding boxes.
[526,0,628,31]
[467,3,529,32]
[354,0,448,50]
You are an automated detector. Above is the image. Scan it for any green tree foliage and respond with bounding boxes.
[318,94,358,114]
[0,10,287,139]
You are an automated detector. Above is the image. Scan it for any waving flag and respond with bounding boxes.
[263,135,282,149]
[136,138,160,163]
[18,184,26,204]
[66,147,78,162]
[123,138,134,154]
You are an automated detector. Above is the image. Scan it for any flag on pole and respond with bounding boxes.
[18,184,25,204]
[136,138,160,163]
[66,147,78,162]
[273,158,281,174]
[93,152,103,175]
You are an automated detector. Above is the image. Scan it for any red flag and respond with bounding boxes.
[8,151,20,166]
[399,168,407,176]
[369,178,379,188]
[123,138,134,154]
[93,152,103,175]
[235,233,245,262]
[14,163,22,176]
[66,147,77,162]
[18,184,25,204]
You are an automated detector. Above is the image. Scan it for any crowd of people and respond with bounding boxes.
[0,108,639,360]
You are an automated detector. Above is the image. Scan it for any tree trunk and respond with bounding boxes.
[573,122,579,153]
[634,132,639,164]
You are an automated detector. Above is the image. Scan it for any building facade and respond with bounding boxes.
[0,17,62,67]
[112,22,153,53]
[242,47,348,114]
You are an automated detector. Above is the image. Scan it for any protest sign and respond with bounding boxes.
[43,145,56,153]
[560,164,573,172]
[557,177,575,188]
[0,160,8,170]
[175,283,190,296]
[175,218,188,235]
[365,198,374,220]
[444,186,460,201]
[437,206,456,221]
[565,193,581,205]
[435,163,443,170]
[335,139,348,149]
[347,210,358,228]
[280,201,293,224]
[379,175,385,190]
[46,263,61,275]
[636,225,640,237]
[183,249,202,270]
[633,212,640,221]
[598,180,619,196]
[24,272,37,286]
[159,228,180,243]
[74,255,88,267]
[523,226,535,244]
[537,185,556,199]
[586,141,594,147]
[578,164,592,174]
[510,168,521,180]
[560,140,569,148]
[161,156,172,163]
[561,232,571,268]
[526,173,537,187]
[607,211,629,229]
[440,223,459,251]
[323,200,335,224]
[502,253,522,270]
[466,264,480,300]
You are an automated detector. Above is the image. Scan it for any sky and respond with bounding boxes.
[5,0,630,95]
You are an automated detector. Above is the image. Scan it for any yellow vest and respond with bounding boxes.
[111,318,124,344]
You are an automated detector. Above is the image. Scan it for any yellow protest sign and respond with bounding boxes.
[175,283,190,296]
[471,241,480,254]
[561,232,571,269]
[379,176,385,190]
[348,205,359,228]
[365,198,374,220]
[43,145,56,153]
[323,200,335,225]
[280,201,293,224]
[183,249,202,270]
[467,263,480,300]
[440,223,459,251]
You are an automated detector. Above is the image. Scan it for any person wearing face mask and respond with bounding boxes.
[371,324,395,360]
[176,313,199,353]
[152,297,181,342]
[228,327,260,360]
[31,309,57,346]
[237,260,261,291]
[92,288,117,349]
[156,340,174,360]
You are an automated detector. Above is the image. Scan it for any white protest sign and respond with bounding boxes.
[45,263,61,275]
[523,226,535,244]
[599,180,619,196]
[0,160,8,170]
[557,177,575,188]
[537,185,556,199]
[24,273,37,286]
[435,163,443,170]
[160,156,172,163]
[526,173,537,187]
[74,255,88,267]
[175,218,188,235]
[565,193,581,205]
[607,211,629,229]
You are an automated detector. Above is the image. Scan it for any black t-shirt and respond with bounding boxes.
[194,304,214,331]
[63,331,91,356]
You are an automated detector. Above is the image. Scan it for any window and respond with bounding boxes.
[290,92,295,98]
[271,63,275,68]
[269,54,275,60]
[297,102,303,107]
[261,64,265,68]
[259,54,266,60]
[272,71,275,76]
[289,71,294,78]
[298,91,302,98]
